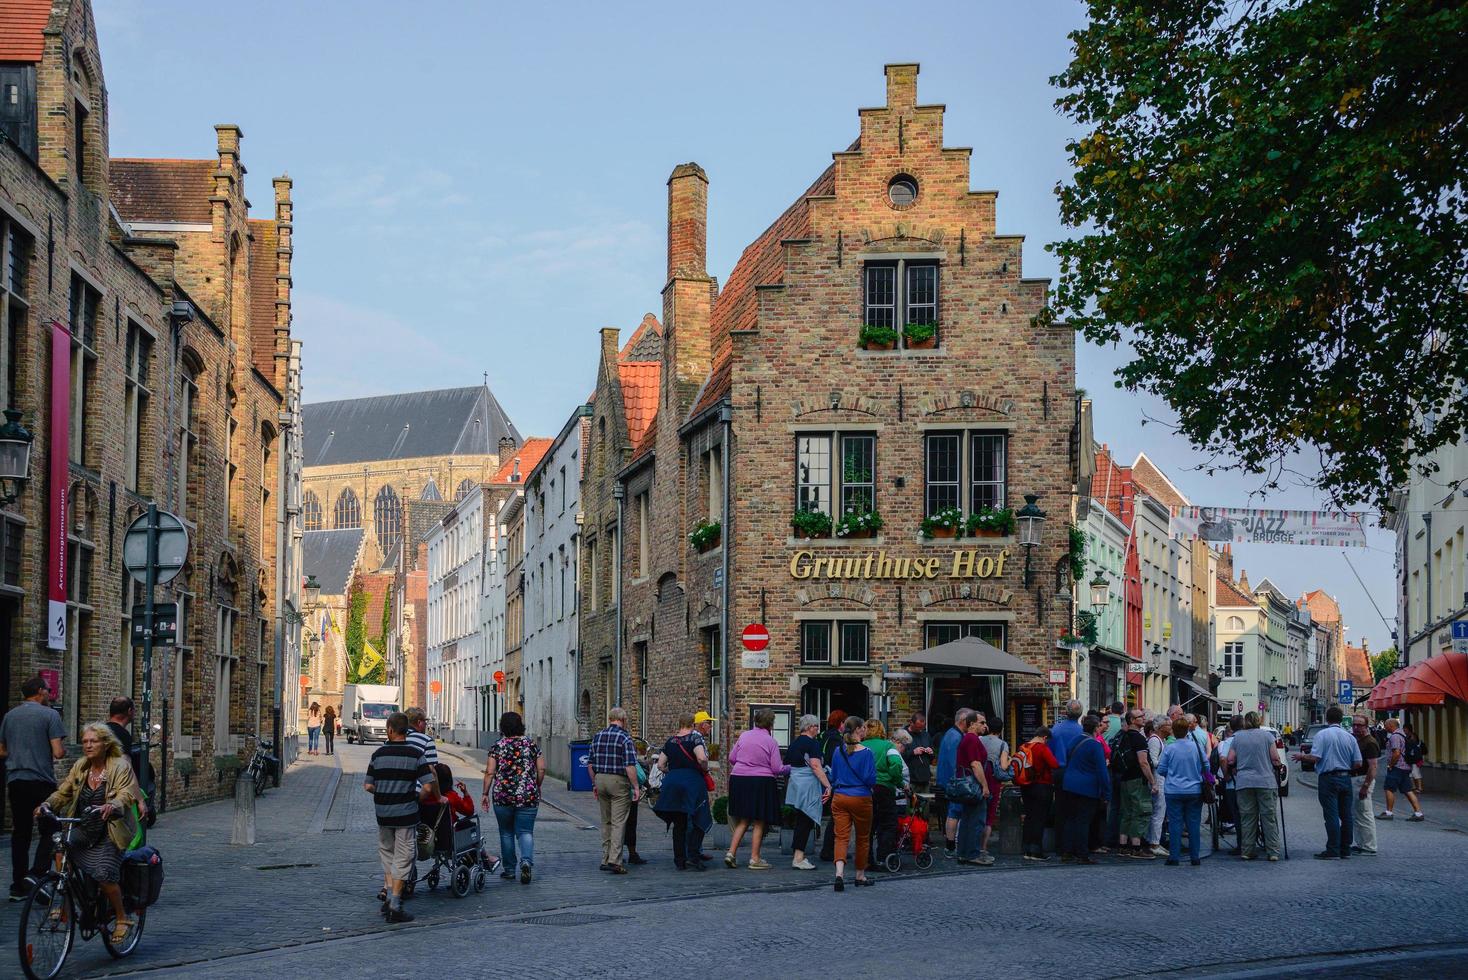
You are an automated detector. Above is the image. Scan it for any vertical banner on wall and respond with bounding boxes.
[47,322,69,651]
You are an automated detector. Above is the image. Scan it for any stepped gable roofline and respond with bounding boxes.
[302,528,366,595]
[0,0,49,62]
[109,159,217,224]
[489,437,552,485]
[1129,452,1189,509]
[303,385,521,468]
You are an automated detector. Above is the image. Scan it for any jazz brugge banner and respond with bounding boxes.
[47,322,69,650]
[1169,506,1369,548]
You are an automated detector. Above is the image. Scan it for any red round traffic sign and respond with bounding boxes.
[742,624,769,652]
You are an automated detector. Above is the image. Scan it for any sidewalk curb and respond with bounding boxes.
[436,742,595,829]
[306,753,342,836]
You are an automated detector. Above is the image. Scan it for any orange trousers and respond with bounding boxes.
[831,793,873,870]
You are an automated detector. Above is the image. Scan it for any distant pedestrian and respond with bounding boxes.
[1349,714,1379,856]
[306,702,323,755]
[586,707,640,874]
[1379,718,1424,822]
[862,718,904,869]
[1156,718,1205,866]
[483,711,544,885]
[323,704,337,755]
[724,709,789,870]
[935,712,967,857]
[1144,717,1168,856]
[1059,714,1108,865]
[404,707,439,767]
[1291,704,1361,860]
[901,712,935,793]
[1115,709,1156,859]
[828,716,876,890]
[1014,725,1058,861]
[364,711,436,922]
[782,714,832,870]
[1403,722,1425,794]
[654,713,714,871]
[817,709,848,862]
[976,712,1008,861]
[1227,712,1282,861]
[954,709,993,866]
[0,676,65,900]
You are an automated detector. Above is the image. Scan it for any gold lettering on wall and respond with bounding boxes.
[789,549,1011,581]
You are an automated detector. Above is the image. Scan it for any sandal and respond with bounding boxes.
[111,918,135,943]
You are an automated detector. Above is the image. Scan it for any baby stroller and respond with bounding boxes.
[884,796,935,871]
[406,803,488,898]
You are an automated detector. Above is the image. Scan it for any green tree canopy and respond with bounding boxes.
[1370,646,1400,683]
[1050,0,1468,510]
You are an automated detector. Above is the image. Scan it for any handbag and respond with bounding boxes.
[1194,739,1217,805]
[945,774,984,805]
[677,738,716,792]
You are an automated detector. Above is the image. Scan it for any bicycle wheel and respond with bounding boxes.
[102,908,146,959]
[18,875,75,980]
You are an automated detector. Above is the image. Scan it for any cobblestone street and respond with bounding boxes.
[6,743,1468,978]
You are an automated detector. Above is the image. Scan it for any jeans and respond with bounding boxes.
[669,811,707,868]
[1061,792,1097,859]
[1020,783,1053,855]
[955,798,985,861]
[307,727,320,751]
[1317,770,1353,857]
[1165,793,1202,863]
[324,726,335,754]
[493,804,538,868]
[871,784,898,864]
[1236,787,1281,858]
[7,779,56,888]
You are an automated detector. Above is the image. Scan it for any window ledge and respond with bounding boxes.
[855,348,948,358]
[918,534,1015,547]
[786,535,887,548]
[693,546,723,560]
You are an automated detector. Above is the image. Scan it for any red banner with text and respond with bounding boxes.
[47,322,69,650]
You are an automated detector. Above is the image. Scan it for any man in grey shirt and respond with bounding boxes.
[0,676,66,899]
[1226,711,1282,861]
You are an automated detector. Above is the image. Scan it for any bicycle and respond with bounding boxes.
[17,807,145,980]
[244,734,280,796]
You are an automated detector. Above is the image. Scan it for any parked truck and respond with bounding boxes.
[343,683,401,744]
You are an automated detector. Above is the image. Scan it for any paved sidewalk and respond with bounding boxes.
[1295,764,1468,833]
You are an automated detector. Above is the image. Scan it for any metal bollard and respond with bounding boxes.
[232,771,256,845]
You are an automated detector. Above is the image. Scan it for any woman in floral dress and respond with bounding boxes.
[482,711,546,884]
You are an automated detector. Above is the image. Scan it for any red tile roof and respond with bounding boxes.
[618,360,659,452]
[0,0,49,62]
[631,415,657,463]
[1130,452,1188,508]
[110,159,216,223]
[690,162,837,419]
[1344,644,1373,688]
[1300,589,1341,625]
[489,438,552,485]
[248,219,278,380]
[1216,574,1257,608]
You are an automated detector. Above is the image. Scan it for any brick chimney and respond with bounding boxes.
[885,63,919,110]
[667,163,708,280]
[663,163,713,397]
[498,436,516,460]
[1217,543,1233,581]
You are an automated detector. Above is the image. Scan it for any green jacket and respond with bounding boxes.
[862,738,904,790]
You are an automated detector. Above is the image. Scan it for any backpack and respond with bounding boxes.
[1405,737,1425,765]
[1108,730,1131,775]
[1012,743,1035,786]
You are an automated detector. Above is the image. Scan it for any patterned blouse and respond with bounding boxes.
[488,735,542,808]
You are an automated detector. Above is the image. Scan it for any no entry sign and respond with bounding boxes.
[742,624,769,652]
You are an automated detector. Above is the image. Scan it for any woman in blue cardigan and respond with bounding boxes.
[1156,717,1207,866]
[1059,714,1110,863]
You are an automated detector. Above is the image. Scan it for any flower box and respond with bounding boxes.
[965,507,1016,537]
[689,520,721,553]
[859,323,899,351]
[834,509,884,539]
[791,509,834,540]
[921,507,965,540]
[903,322,937,349]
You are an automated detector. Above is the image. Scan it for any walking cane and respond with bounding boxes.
[1277,765,1289,860]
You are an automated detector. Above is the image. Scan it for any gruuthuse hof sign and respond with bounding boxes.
[790,548,1011,581]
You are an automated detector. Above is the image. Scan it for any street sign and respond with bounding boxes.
[1338,680,1353,704]
[122,509,189,585]
[1453,622,1468,653]
[1257,701,1267,713]
[131,603,177,647]
[1235,699,1245,714]
[741,624,769,652]
[1048,669,1068,686]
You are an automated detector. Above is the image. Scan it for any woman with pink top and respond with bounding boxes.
[723,708,790,870]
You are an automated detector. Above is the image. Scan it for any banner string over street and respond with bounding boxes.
[1168,506,1371,547]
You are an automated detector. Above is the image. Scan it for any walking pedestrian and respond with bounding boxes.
[724,709,789,870]
[306,702,323,755]
[828,716,876,890]
[404,707,439,767]
[483,711,543,884]
[1228,712,1282,861]
[1349,714,1379,856]
[935,711,966,857]
[364,711,436,922]
[1379,718,1424,822]
[862,718,904,869]
[586,707,640,874]
[1015,725,1058,861]
[976,712,1008,861]
[105,696,150,823]
[1144,717,1168,856]
[654,713,714,871]
[1403,722,1425,795]
[1291,704,1360,860]
[817,709,847,862]
[1115,708,1156,859]
[323,704,337,755]
[0,676,66,900]
[782,714,832,870]
[1059,714,1109,865]
[901,712,934,794]
[1156,718,1205,866]
[954,709,994,866]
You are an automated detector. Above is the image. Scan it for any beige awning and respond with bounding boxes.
[899,636,1043,676]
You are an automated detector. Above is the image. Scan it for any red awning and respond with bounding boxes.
[1409,651,1468,704]
[1367,653,1468,710]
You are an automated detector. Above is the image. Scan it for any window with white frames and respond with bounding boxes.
[1223,641,1244,678]
[64,492,96,739]
[704,626,722,742]
[795,433,876,518]
[863,260,939,346]
[224,415,237,533]
[800,620,870,666]
[705,449,722,521]
[68,273,99,466]
[636,492,649,578]
[924,431,1008,517]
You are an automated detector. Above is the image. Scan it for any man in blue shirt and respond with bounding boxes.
[935,710,970,857]
[1292,705,1362,859]
[1049,700,1086,770]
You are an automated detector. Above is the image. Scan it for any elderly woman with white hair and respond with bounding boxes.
[783,714,833,870]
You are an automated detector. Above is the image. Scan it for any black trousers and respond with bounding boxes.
[871,785,898,864]
[818,811,836,861]
[324,726,335,754]
[1061,791,1097,858]
[624,796,639,853]
[792,810,818,854]
[669,812,706,868]
[7,779,55,888]
[1020,783,1054,855]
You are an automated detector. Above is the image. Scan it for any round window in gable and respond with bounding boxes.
[887,174,919,208]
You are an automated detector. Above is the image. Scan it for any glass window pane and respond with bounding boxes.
[971,433,1007,511]
[864,265,895,329]
[840,435,874,515]
[925,434,960,517]
[839,622,869,665]
[801,621,831,665]
[906,263,938,326]
[796,435,831,515]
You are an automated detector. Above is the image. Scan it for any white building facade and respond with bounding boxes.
[1134,494,1194,712]
[426,490,486,743]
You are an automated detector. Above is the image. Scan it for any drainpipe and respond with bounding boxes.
[613,481,625,706]
[1423,511,1433,666]
[720,405,732,735]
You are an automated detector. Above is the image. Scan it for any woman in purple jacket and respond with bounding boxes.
[723,709,790,870]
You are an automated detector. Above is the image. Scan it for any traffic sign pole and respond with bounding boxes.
[141,503,158,809]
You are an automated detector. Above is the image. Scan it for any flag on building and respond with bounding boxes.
[360,640,384,674]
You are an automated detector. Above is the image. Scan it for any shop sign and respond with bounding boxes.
[789,548,1010,582]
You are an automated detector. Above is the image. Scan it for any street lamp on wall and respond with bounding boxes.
[1017,494,1046,587]
[0,409,34,506]
[1089,569,1110,609]
[304,574,321,606]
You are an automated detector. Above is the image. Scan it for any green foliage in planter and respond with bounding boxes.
[1077,609,1099,646]
[965,506,1015,536]
[173,758,196,778]
[834,509,884,537]
[859,323,898,349]
[902,321,937,344]
[689,519,721,551]
[791,509,833,538]
[712,795,730,825]
[921,506,965,539]
[1066,523,1087,581]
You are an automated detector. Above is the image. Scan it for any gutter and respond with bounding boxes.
[720,403,732,738]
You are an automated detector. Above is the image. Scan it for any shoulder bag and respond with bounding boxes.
[1193,739,1217,805]
[677,737,716,792]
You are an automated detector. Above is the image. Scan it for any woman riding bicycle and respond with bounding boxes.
[38,722,141,944]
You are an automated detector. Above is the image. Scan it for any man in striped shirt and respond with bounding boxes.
[365,711,435,922]
[404,707,439,767]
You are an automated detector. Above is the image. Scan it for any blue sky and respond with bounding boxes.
[96,0,1396,655]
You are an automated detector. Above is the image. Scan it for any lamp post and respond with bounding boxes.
[1089,569,1110,609]
[0,408,34,505]
[304,574,321,606]
[1016,494,1047,587]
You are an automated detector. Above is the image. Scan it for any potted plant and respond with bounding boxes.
[834,509,884,539]
[921,506,964,539]
[707,794,731,850]
[174,757,195,790]
[903,321,937,349]
[1077,609,1099,646]
[689,519,721,552]
[859,323,898,351]
[791,508,833,539]
[965,506,1015,537]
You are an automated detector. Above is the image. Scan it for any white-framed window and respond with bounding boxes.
[587,536,599,612]
[923,621,1007,650]
[64,503,95,740]
[1225,615,1246,632]
[924,431,1008,517]
[705,449,723,521]
[863,259,940,345]
[800,620,870,667]
[175,363,198,521]
[224,415,237,533]
[1223,641,1245,679]
[747,704,796,749]
[68,273,100,466]
[795,432,877,517]
[704,625,722,742]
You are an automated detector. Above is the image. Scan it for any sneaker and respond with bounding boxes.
[1150,845,1169,857]
[1190,859,1201,867]
[9,885,28,902]
[974,853,995,866]
[1267,856,1280,862]
[723,853,737,869]
[1022,853,1044,862]
[792,858,816,870]
[519,862,532,885]
[943,845,956,859]
[747,859,772,870]
[1410,813,1425,822]
[606,864,628,875]
[598,863,613,872]
[1240,854,1255,861]
[1377,811,1394,820]
[385,907,414,923]
[1130,849,1156,860]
